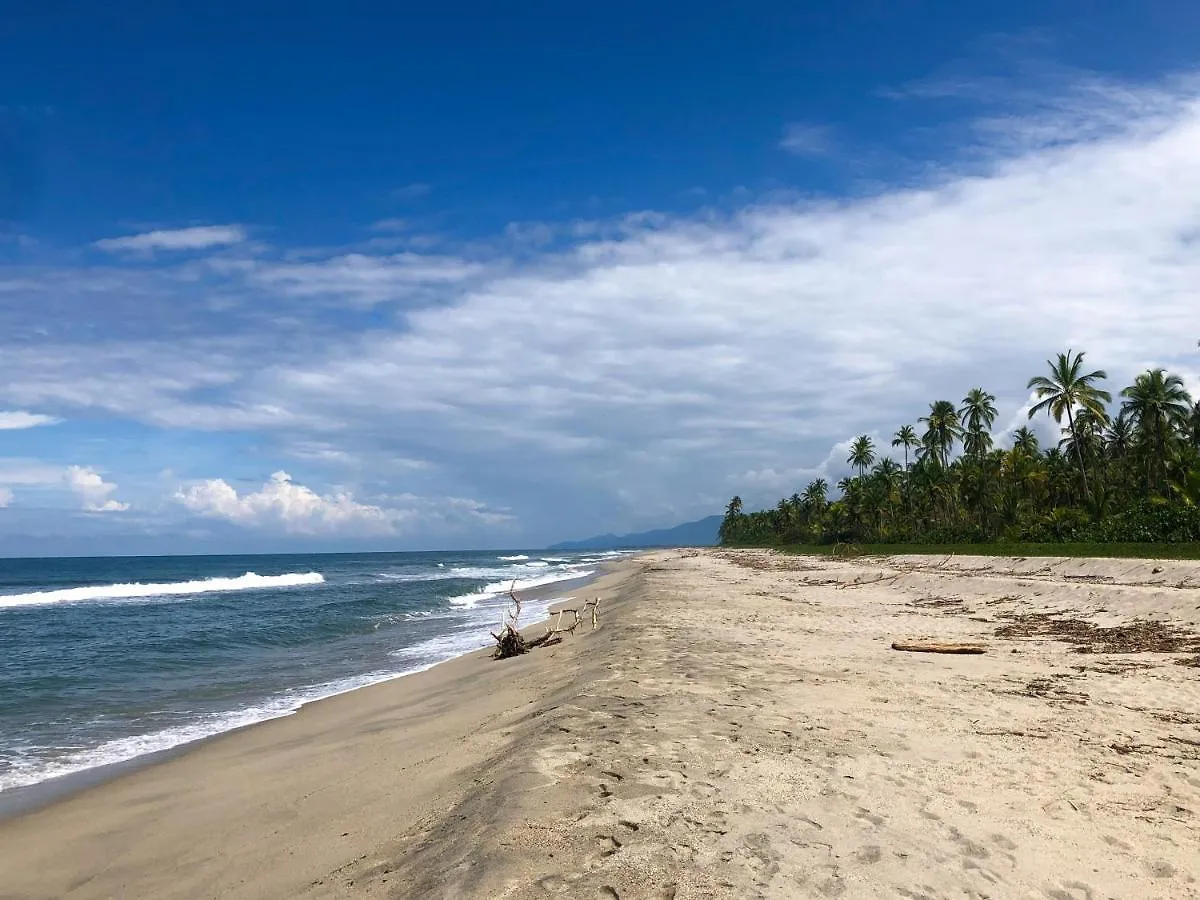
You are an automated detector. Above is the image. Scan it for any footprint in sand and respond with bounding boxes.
[856,845,883,864]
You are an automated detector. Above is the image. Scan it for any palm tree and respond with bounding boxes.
[847,435,876,478]
[1189,401,1200,450]
[1027,350,1111,502]
[959,388,998,459]
[1120,368,1193,493]
[1012,426,1040,456]
[802,478,828,511]
[719,496,745,544]
[1061,406,1108,468]
[1104,411,1135,459]
[919,401,961,468]
[892,425,919,471]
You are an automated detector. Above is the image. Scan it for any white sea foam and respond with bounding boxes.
[390,595,559,661]
[0,585,565,793]
[0,665,421,793]
[447,568,595,608]
[378,563,553,583]
[0,572,325,609]
[0,566,589,794]
[497,554,530,560]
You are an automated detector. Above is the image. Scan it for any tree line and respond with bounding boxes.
[720,351,1200,547]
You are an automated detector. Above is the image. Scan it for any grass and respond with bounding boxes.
[765,542,1200,561]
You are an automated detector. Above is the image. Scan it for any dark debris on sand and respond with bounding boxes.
[995,612,1200,655]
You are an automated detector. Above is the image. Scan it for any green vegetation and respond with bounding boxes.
[770,543,1200,561]
[720,350,1200,551]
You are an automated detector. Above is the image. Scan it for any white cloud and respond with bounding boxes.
[370,218,409,232]
[0,460,130,512]
[392,183,432,200]
[7,69,1200,533]
[249,252,488,306]
[0,411,59,430]
[175,472,515,536]
[780,122,834,156]
[175,470,404,535]
[65,466,130,512]
[94,225,247,253]
[0,487,12,508]
[0,459,68,485]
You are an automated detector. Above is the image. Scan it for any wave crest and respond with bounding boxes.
[0,572,325,609]
[448,569,594,608]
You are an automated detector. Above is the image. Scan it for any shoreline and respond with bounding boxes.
[0,566,616,823]
[5,549,1199,898]
[0,558,644,899]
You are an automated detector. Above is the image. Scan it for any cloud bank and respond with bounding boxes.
[5,69,1200,542]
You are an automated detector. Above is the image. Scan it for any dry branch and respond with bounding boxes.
[491,587,603,660]
[491,582,528,659]
[891,640,986,655]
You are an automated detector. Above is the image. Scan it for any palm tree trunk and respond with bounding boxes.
[1156,419,1166,495]
[1066,406,1091,503]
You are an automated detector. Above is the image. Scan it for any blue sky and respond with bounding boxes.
[2,2,1200,555]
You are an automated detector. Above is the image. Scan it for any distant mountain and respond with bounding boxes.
[547,515,722,551]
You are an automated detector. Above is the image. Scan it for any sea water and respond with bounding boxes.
[0,549,623,794]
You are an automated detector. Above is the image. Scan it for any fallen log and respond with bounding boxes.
[891,640,986,655]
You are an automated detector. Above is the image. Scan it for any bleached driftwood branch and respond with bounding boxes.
[492,584,603,660]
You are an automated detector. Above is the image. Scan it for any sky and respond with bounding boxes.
[2,1,1200,556]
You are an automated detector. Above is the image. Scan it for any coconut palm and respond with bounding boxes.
[1104,411,1135,459]
[959,388,998,459]
[892,425,919,471]
[1011,426,1040,456]
[919,400,961,468]
[719,496,745,544]
[847,435,876,478]
[1061,406,1108,466]
[1189,401,1200,450]
[802,478,828,511]
[1120,368,1193,493]
[1027,350,1111,501]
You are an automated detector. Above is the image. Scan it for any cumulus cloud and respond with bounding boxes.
[175,470,405,535]
[175,472,515,536]
[94,225,247,253]
[65,466,130,511]
[0,410,59,429]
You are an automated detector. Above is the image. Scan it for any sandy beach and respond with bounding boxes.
[3,549,1200,898]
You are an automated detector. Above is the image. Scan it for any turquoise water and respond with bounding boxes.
[0,549,618,793]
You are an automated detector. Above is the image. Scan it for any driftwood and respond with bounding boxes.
[891,640,986,655]
[491,582,602,660]
[490,583,528,659]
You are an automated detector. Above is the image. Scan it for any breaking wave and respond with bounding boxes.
[0,572,325,610]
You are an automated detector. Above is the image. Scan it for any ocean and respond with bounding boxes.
[0,549,621,797]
